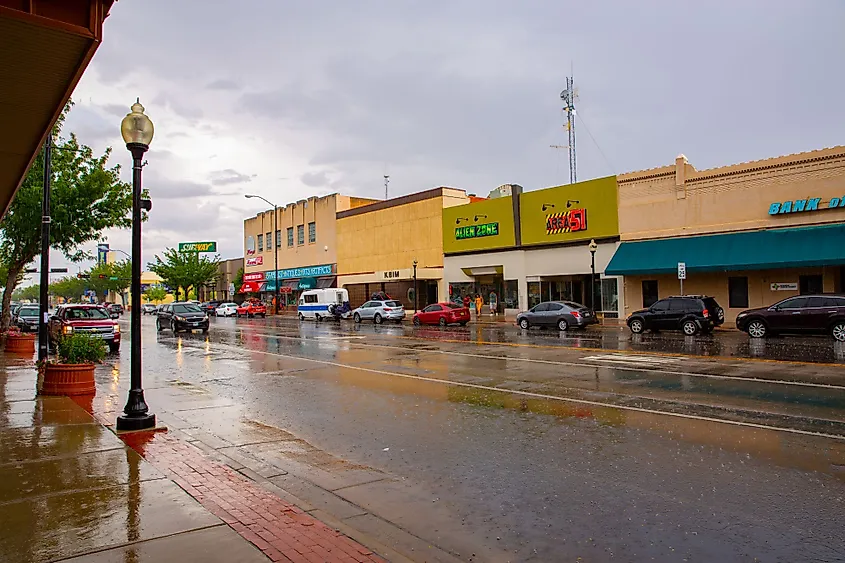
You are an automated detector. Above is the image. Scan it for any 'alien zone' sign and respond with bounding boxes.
[546,209,587,235]
[455,222,499,240]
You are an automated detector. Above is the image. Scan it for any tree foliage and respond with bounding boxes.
[50,276,87,302]
[148,248,220,301]
[87,260,131,303]
[0,101,134,328]
[143,285,167,303]
[233,267,244,292]
[13,284,40,302]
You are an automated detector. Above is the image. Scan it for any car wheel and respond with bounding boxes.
[439,317,447,326]
[353,313,361,323]
[832,322,845,342]
[109,342,120,353]
[374,313,383,325]
[315,314,322,322]
[202,328,208,334]
[557,318,569,331]
[413,317,421,326]
[459,321,468,326]
[682,319,698,336]
[629,318,644,334]
[171,320,178,333]
[519,318,530,330]
[747,320,767,338]
[156,319,163,331]
[259,313,266,318]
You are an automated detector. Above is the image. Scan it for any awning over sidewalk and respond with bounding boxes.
[316,276,336,288]
[605,224,845,276]
[238,281,264,293]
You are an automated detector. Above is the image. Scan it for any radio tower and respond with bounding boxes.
[384,175,390,199]
[560,75,577,184]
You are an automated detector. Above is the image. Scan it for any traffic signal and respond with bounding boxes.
[77,273,90,279]
[98,274,107,279]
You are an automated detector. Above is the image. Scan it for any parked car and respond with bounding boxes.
[297,289,352,321]
[10,302,24,319]
[141,303,158,315]
[413,302,470,326]
[15,305,40,332]
[352,300,405,324]
[736,294,845,341]
[200,301,220,316]
[215,302,239,317]
[627,295,724,336]
[236,299,267,318]
[107,303,124,316]
[49,304,120,352]
[156,302,209,333]
[517,301,598,331]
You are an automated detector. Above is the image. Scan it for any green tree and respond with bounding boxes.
[50,276,86,302]
[86,260,131,304]
[0,101,134,329]
[233,267,244,293]
[148,248,220,301]
[13,284,40,302]
[143,285,167,303]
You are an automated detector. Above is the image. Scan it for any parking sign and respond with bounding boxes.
[677,262,686,280]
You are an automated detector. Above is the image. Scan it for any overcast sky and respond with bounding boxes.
[34,0,845,283]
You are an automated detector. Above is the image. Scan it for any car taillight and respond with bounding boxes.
[383,307,393,311]
[571,311,581,318]
[702,309,709,318]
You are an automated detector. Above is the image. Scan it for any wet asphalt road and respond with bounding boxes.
[113,315,845,562]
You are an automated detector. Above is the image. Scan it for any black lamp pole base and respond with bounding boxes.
[116,412,156,431]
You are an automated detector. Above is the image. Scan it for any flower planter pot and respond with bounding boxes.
[5,333,35,354]
[40,363,96,396]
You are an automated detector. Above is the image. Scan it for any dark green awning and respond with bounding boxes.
[605,224,845,276]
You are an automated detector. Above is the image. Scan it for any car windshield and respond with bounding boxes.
[385,301,402,307]
[172,304,202,313]
[448,303,464,309]
[564,301,586,309]
[66,308,109,320]
[19,308,38,317]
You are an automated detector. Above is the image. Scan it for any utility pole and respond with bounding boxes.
[38,138,52,363]
[384,175,389,200]
[560,74,578,184]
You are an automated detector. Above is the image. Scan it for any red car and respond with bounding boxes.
[413,302,470,326]
[49,304,121,353]
[236,299,267,318]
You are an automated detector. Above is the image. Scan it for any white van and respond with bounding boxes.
[298,288,352,321]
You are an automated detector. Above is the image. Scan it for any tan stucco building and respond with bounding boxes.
[337,188,470,309]
[242,194,376,303]
[607,146,845,322]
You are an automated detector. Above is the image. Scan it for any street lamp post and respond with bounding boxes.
[588,239,598,312]
[245,195,279,314]
[413,260,418,312]
[116,100,155,432]
[38,138,52,363]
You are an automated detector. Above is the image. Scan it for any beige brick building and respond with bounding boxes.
[607,146,845,322]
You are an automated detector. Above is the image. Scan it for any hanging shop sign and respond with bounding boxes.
[243,272,265,282]
[455,222,499,240]
[179,241,217,252]
[770,282,798,291]
[246,256,263,266]
[768,197,845,215]
[545,209,587,234]
[267,264,334,280]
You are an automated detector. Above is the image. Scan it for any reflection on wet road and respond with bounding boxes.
[117,316,845,561]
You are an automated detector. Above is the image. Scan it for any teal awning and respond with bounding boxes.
[605,224,845,276]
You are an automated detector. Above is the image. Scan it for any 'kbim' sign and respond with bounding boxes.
[769,197,845,215]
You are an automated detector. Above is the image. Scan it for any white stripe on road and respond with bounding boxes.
[196,339,845,442]
[246,329,845,392]
[581,353,679,365]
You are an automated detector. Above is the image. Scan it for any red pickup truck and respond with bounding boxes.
[49,304,121,353]
[236,299,267,318]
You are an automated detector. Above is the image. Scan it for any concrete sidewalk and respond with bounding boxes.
[0,352,389,563]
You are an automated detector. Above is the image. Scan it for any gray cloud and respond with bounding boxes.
[206,79,241,91]
[300,171,331,187]
[151,91,204,119]
[210,169,253,186]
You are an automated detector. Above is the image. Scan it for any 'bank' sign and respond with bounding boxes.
[768,197,845,215]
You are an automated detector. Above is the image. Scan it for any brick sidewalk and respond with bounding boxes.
[76,400,386,563]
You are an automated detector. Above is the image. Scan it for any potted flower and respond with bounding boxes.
[40,332,107,396]
[5,324,35,354]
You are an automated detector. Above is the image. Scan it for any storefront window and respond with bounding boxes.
[503,280,519,309]
[528,282,541,309]
[600,278,619,318]
[449,283,475,305]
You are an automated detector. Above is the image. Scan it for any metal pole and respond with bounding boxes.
[274,205,279,314]
[38,138,52,363]
[117,143,155,432]
[680,279,684,296]
[413,262,418,312]
[591,253,596,309]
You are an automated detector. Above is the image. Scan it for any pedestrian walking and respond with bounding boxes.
[475,295,483,318]
[462,295,470,309]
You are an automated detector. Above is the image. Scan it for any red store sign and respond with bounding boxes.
[246,256,264,266]
[243,272,265,282]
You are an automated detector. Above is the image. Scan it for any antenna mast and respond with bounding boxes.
[384,175,390,199]
[560,75,577,184]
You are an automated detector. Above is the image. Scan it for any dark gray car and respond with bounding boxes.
[516,301,598,331]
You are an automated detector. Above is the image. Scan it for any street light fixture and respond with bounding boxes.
[588,239,598,312]
[116,99,155,432]
[245,194,279,314]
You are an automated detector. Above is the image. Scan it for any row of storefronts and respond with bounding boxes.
[242,145,845,320]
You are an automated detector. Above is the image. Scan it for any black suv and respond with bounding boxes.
[627,295,724,336]
[156,302,209,333]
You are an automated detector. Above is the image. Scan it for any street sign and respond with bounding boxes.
[178,241,217,253]
[50,267,68,273]
[677,262,686,280]
[771,282,798,291]
[109,276,119,281]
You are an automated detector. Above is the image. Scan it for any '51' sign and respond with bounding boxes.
[546,208,587,235]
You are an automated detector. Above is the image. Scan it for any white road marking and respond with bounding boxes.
[246,329,845,392]
[582,353,679,366]
[196,339,845,442]
[314,336,367,340]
